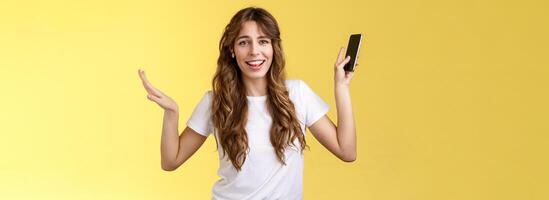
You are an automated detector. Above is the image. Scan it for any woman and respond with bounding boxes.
[138,7,357,200]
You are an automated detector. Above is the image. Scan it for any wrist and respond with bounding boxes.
[164,107,179,115]
[335,83,350,90]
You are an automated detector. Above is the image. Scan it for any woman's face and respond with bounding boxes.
[233,21,273,81]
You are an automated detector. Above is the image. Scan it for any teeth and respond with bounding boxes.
[246,60,264,65]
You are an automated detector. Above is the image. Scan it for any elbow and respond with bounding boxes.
[340,153,357,163]
[161,161,178,171]
[341,157,356,163]
[162,165,176,171]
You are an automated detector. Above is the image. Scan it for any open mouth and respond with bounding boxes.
[245,60,266,70]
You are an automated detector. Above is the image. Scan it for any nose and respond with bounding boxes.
[249,41,260,56]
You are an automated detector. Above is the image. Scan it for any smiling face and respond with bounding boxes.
[232,21,273,81]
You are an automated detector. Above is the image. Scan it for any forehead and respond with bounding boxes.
[237,21,267,38]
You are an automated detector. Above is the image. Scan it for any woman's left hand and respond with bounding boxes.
[334,47,358,87]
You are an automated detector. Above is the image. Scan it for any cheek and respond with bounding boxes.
[234,47,246,57]
[267,48,274,62]
[264,47,274,60]
[262,47,273,66]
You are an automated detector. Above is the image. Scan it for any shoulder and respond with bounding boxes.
[194,90,213,107]
[204,90,213,98]
[285,79,317,96]
[284,79,307,102]
[284,79,304,93]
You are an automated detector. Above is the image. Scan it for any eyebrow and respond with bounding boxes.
[236,35,270,40]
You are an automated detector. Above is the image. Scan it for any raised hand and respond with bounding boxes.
[334,47,358,86]
[138,69,179,112]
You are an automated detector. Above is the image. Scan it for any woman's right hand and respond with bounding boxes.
[138,69,179,113]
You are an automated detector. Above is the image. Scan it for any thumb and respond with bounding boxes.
[336,56,351,70]
[147,94,161,102]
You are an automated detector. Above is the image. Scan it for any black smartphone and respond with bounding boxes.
[344,34,363,72]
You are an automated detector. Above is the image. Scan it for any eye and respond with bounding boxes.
[238,40,248,46]
[259,40,270,45]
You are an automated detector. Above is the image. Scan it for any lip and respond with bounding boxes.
[245,59,266,71]
[245,59,266,64]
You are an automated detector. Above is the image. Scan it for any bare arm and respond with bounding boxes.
[161,109,207,171]
[138,69,208,171]
[309,47,357,162]
[309,89,356,162]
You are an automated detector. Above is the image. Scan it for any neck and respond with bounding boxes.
[242,76,267,97]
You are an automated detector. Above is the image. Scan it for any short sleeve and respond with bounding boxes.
[299,80,330,127]
[186,91,214,137]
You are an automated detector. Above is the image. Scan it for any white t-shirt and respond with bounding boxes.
[186,80,330,200]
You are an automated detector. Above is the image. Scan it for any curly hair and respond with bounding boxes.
[211,7,308,171]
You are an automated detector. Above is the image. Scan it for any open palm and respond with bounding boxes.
[138,69,179,112]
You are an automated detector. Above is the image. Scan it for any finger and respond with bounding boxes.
[139,70,159,92]
[148,86,165,98]
[139,70,162,97]
[344,71,354,81]
[336,56,351,69]
[147,94,161,102]
[144,83,164,98]
[138,70,154,89]
[138,69,150,83]
[140,78,158,96]
[347,71,354,78]
[335,47,345,65]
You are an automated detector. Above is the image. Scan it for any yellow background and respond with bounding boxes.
[1,0,548,199]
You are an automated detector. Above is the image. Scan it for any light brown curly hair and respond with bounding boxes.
[211,7,308,171]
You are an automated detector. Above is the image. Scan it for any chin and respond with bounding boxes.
[243,71,269,80]
[239,63,271,80]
